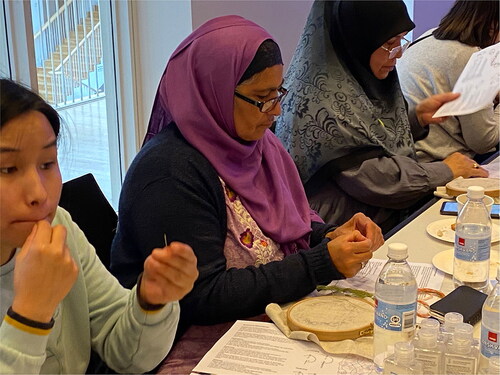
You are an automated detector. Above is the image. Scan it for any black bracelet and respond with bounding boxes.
[136,273,166,311]
[7,306,54,330]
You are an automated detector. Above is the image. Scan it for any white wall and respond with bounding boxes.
[403,0,414,40]
[128,0,314,145]
[130,0,192,143]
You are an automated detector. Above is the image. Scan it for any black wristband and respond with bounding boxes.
[7,306,54,330]
[136,273,166,311]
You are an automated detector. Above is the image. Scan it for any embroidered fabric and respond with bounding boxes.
[219,177,284,269]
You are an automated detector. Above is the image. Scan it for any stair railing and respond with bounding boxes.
[59,21,102,104]
[33,0,99,106]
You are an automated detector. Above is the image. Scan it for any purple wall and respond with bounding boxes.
[413,0,454,38]
[191,0,456,68]
[191,0,314,68]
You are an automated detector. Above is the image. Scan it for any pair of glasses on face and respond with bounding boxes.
[380,37,411,59]
[234,87,288,113]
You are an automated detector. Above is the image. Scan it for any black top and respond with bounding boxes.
[110,123,344,332]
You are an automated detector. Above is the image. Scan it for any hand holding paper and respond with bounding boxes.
[416,92,460,125]
[433,43,500,118]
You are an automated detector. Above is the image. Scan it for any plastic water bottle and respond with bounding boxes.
[444,322,479,374]
[480,266,500,372]
[413,327,444,374]
[453,186,491,293]
[373,243,417,371]
[442,312,464,344]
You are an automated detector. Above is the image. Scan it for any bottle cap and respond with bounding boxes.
[454,322,474,338]
[394,341,414,363]
[444,312,463,330]
[387,243,408,260]
[451,323,473,353]
[467,185,485,200]
[420,318,440,332]
[419,327,438,347]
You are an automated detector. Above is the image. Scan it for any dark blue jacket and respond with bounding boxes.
[110,123,344,333]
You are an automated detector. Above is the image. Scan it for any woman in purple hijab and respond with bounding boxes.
[110,15,383,334]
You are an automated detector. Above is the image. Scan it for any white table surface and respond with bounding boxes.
[186,156,500,375]
[376,155,499,264]
[373,196,500,294]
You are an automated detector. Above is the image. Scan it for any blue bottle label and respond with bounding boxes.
[374,299,416,332]
[454,236,490,261]
[481,325,500,358]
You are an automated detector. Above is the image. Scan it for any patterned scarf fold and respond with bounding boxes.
[276,0,416,183]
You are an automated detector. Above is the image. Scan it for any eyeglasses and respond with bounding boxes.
[234,87,288,113]
[380,37,411,59]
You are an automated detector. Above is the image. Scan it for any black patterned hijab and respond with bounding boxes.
[276,0,416,183]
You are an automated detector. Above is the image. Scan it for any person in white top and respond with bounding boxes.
[398,0,499,163]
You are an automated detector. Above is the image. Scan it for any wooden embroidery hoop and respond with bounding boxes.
[286,295,374,341]
[446,177,500,197]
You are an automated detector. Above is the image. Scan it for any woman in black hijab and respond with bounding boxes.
[276,0,488,233]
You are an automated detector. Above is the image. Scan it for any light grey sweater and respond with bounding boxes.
[398,30,499,162]
[0,206,180,374]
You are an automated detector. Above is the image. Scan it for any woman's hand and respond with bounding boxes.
[416,92,460,126]
[326,212,384,252]
[12,221,79,323]
[139,242,198,306]
[443,152,489,179]
[326,230,374,278]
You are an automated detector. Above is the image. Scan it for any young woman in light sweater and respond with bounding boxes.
[0,79,198,374]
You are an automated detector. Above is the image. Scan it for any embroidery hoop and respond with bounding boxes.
[286,295,374,341]
[446,177,500,197]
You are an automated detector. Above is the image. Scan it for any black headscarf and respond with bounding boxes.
[276,0,417,183]
[238,39,283,84]
[328,0,415,100]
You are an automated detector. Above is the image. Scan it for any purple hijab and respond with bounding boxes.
[145,15,316,254]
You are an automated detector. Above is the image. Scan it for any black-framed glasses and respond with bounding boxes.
[380,37,411,59]
[234,87,288,113]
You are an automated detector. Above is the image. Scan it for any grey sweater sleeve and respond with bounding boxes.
[399,35,497,161]
[459,104,499,155]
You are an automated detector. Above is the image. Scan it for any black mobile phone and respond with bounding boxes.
[429,285,488,325]
[440,201,500,219]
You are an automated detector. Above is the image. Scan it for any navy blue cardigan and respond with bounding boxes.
[110,123,344,331]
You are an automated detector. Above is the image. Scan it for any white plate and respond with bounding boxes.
[432,248,500,275]
[426,218,500,243]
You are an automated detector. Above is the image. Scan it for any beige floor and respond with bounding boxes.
[57,98,113,204]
